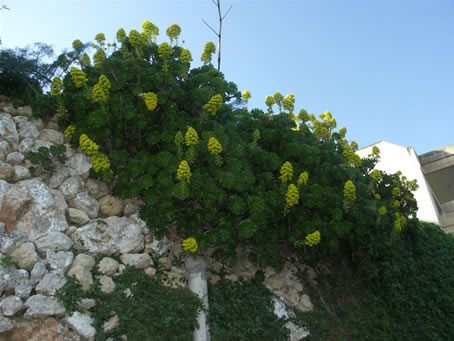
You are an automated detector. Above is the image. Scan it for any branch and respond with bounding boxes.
[221,5,233,20]
[210,0,217,6]
[202,19,219,36]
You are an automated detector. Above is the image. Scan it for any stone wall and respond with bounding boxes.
[0,97,311,340]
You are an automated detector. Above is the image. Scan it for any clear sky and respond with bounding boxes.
[1,0,453,154]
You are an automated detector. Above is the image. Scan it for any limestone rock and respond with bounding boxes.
[147,235,173,257]
[0,230,28,255]
[67,312,96,338]
[159,256,172,271]
[0,184,33,233]
[144,267,156,278]
[0,266,28,294]
[71,253,95,270]
[103,314,119,333]
[0,295,23,316]
[123,202,140,216]
[285,321,310,341]
[85,178,109,199]
[78,298,96,310]
[18,137,34,154]
[48,166,71,189]
[6,151,24,165]
[99,275,116,294]
[47,250,74,272]
[0,113,19,144]
[13,165,31,181]
[32,139,52,152]
[30,262,48,285]
[69,192,99,219]
[0,160,14,181]
[0,141,9,155]
[15,278,33,298]
[24,294,65,318]
[97,257,120,276]
[36,270,67,295]
[34,231,73,252]
[297,294,314,312]
[99,195,124,216]
[16,106,32,117]
[14,116,40,140]
[39,129,64,145]
[67,207,89,226]
[10,242,39,270]
[67,266,93,291]
[3,317,62,341]
[0,315,14,332]
[59,175,83,200]
[66,153,92,177]
[120,254,152,269]
[72,216,144,255]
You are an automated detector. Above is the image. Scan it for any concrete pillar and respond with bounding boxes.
[185,256,210,341]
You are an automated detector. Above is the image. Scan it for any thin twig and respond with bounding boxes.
[202,19,219,36]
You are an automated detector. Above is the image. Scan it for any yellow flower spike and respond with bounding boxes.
[143,92,158,111]
[344,180,356,201]
[378,206,387,215]
[142,20,159,40]
[72,39,83,50]
[180,48,193,64]
[91,84,106,103]
[286,184,299,207]
[80,53,91,68]
[79,134,99,156]
[64,125,76,139]
[305,231,321,247]
[265,95,275,107]
[94,33,106,45]
[253,129,261,143]
[166,24,181,44]
[297,171,309,186]
[116,28,126,42]
[283,94,295,113]
[201,41,216,64]
[70,67,88,88]
[242,90,251,101]
[273,92,283,104]
[174,131,184,146]
[182,237,198,254]
[202,94,223,116]
[374,194,381,200]
[392,200,401,209]
[343,144,362,166]
[98,75,111,91]
[93,48,106,69]
[279,161,293,183]
[208,137,223,155]
[338,127,347,138]
[50,77,64,96]
[177,160,192,182]
[129,29,144,47]
[184,127,199,147]
[158,42,173,59]
[392,187,401,197]
[91,154,110,173]
[370,169,382,182]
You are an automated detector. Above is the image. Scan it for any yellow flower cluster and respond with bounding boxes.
[174,131,184,146]
[298,109,309,122]
[344,180,356,201]
[242,90,251,100]
[70,67,88,88]
[166,24,181,43]
[129,29,144,47]
[184,127,199,147]
[282,94,295,113]
[394,212,407,232]
[392,200,400,209]
[91,154,110,173]
[72,39,83,50]
[91,84,106,103]
[378,206,387,215]
[286,184,299,207]
[116,28,126,42]
[79,134,99,156]
[158,42,173,59]
[64,125,76,139]
[182,237,198,254]
[201,41,216,64]
[208,137,223,155]
[297,171,309,186]
[274,92,283,104]
[203,94,223,116]
[95,33,106,44]
[338,126,347,138]
[98,75,111,91]
[305,231,321,247]
[177,160,191,182]
[392,187,401,197]
[142,20,159,40]
[370,169,382,182]
[374,194,381,200]
[279,161,293,183]
[343,144,362,166]
[50,77,63,96]
[265,95,275,107]
[80,53,91,68]
[143,92,158,111]
[93,48,106,69]
[180,49,193,64]
[253,129,261,142]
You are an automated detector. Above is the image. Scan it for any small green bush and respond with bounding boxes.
[208,278,289,340]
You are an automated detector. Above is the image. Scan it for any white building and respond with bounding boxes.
[357,141,454,232]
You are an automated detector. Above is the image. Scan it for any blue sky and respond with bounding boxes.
[1,0,453,154]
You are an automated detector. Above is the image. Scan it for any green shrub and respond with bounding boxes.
[208,278,289,340]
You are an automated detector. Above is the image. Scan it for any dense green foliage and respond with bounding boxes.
[56,265,204,341]
[48,22,417,268]
[25,144,67,174]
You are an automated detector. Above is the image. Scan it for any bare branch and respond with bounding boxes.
[221,5,233,20]
[202,19,219,36]
[211,0,217,6]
